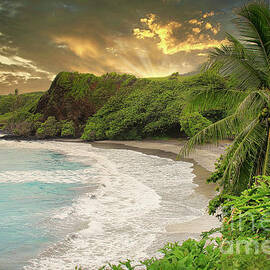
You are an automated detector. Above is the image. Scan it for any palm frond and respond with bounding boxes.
[178,114,240,158]
[180,91,268,160]
[234,90,269,119]
[235,1,270,75]
[208,40,267,90]
[184,87,248,114]
[263,127,270,175]
[220,118,267,192]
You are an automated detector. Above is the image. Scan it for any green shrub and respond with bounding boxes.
[82,80,186,140]
[4,112,42,136]
[208,176,270,241]
[0,92,42,114]
[98,239,270,270]
[36,116,60,138]
[81,71,229,141]
[61,120,75,137]
[179,112,212,137]
[0,95,17,114]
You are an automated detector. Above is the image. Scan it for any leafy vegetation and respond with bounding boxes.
[61,120,75,137]
[0,92,43,129]
[34,72,139,128]
[1,70,231,140]
[81,70,231,141]
[97,240,269,270]
[179,112,212,138]
[36,116,61,139]
[0,92,42,115]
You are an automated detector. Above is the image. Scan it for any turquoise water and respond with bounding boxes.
[0,148,88,172]
[0,145,89,269]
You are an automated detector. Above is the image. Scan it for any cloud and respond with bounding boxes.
[134,14,183,54]
[203,11,215,18]
[133,13,224,55]
[0,0,239,93]
[192,28,201,34]
[0,42,54,92]
[189,19,203,25]
[54,36,100,58]
[0,54,52,76]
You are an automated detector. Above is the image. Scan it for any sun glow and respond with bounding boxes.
[133,13,224,55]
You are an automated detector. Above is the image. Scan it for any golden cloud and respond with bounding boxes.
[189,19,203,25]
[192,27,201,34]
[133,13,224,55]
[205,22,212,30]
[54,36,100,57]
[203,11,215,18]
[51,12,224,79]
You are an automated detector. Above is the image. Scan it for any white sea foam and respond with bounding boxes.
[0,140,207,269]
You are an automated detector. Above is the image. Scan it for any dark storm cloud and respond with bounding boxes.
[0,0,244,93]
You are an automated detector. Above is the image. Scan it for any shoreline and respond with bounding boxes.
[91,139,228,235]
[1,136,226,237]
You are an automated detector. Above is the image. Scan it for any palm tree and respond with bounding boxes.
[179,1,270,195]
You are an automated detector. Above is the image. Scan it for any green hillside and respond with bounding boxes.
[0,70,235,139]
[0,92,43,128]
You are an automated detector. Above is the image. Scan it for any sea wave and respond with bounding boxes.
[0,140,206,269]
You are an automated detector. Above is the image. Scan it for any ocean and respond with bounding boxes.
[0,140,207,269]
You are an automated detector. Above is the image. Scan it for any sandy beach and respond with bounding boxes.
[0,136,228,267]
[2,136,227,245]
[90,139,229,239]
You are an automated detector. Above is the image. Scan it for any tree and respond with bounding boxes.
[179,1,270,195]
[14,89,19,96]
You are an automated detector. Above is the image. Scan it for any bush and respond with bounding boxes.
[81,71,229,141]
[0,92,43,114]
[61,120,75,137]
[208,176,270,241]
[179,112,212,137]
[36,116,60,138]
[98,239,270,270]
[82,80,186,140]
[4,112,42,136]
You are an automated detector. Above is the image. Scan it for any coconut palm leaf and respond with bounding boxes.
[221,118,267,192]
[178,114,240,158]
[184,87,248,113]
[235,2,270,74]
[234,90,269,118]
[208,40,267,90]
[180,91,267,157]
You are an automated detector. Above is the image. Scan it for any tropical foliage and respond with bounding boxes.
[36,116,61,138]
[1,71,230,139]
[179,112,212,138]
[0,92,42,115]
[97,240,269,270]
[81,70,230,141]
[0,92,43,128]
[179,1,270,195]
[61,120,75,137]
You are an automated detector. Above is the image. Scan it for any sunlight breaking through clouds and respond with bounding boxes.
[133,12,224,55]
[0,0,238,92]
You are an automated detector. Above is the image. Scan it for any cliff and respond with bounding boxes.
[34,72,137,126]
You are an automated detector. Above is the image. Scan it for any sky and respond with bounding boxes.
[0,0,247,94]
